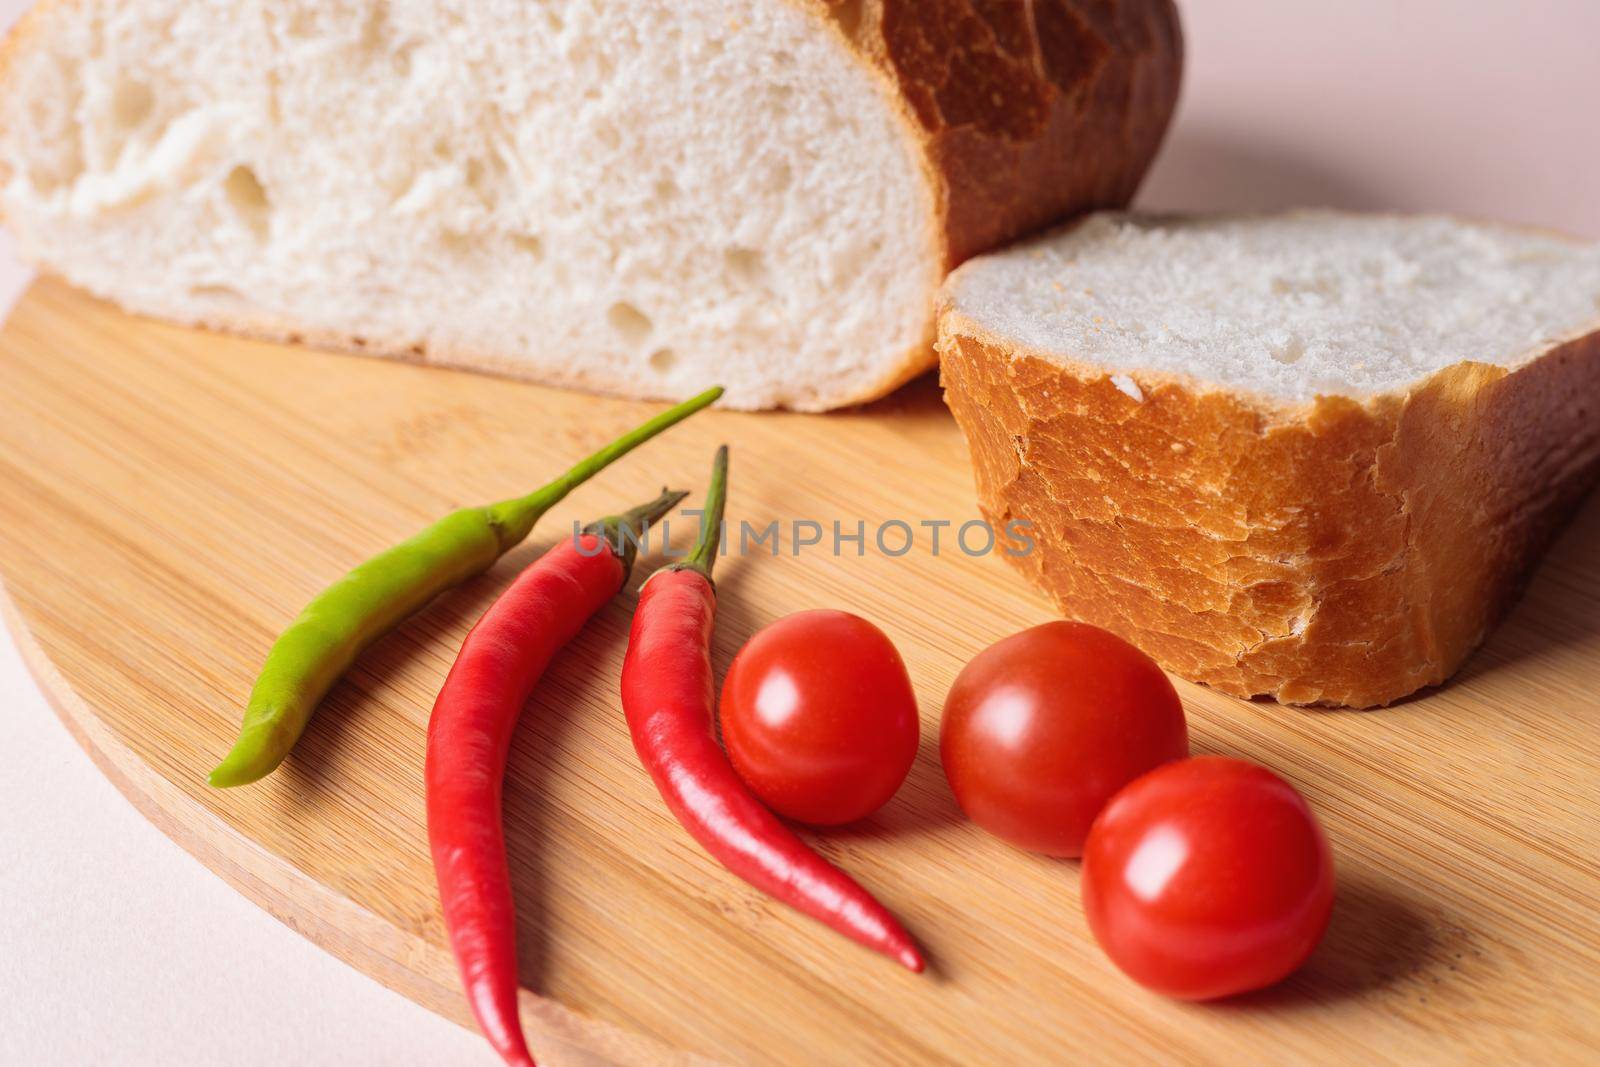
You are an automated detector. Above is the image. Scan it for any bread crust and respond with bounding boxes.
[938,296,1600,709]
[802,0,1183,267]
[0,0,1181,411]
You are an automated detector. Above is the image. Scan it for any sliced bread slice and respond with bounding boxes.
[939,212,1600,706]
[0,0,1181,410]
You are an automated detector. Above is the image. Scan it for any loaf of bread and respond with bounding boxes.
[939,212,1600,707]
[0,0,1180,410]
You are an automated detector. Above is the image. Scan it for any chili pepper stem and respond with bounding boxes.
[583,488,690,580]
[661,444,728,582]
[485,386,721,551]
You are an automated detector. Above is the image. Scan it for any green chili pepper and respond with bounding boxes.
[208,386,723,788]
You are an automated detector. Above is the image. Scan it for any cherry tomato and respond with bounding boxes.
[1082,756,1336,1000]
[939,622,1187,857]
[720,609,918,825]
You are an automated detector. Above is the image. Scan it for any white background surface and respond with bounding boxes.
[3,2,1599,1065]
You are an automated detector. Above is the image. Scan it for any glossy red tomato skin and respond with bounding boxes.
[720,610,919,825]
[939,622,1187,857]
[1082,756,1336,1000]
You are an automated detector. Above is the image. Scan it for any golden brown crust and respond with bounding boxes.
[938,308,1600,708]
[793,0,1184,402]
[807,0,1183,266]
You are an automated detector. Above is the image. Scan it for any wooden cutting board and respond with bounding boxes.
[2,277,1598,1065]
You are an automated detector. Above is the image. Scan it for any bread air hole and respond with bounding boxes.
[648,348,677,374]
[223,165,270,241]
[512,234,543,258]
[284,7,319,39]
[762,162,793,194]
[724,247,767,286]
[392,41,418,79]
[109,78,154,132]
[1270,335,1307,365]
[465,156,499,199]
[359,1,390,54]
[188,284,242,302]
[607,302,653,345]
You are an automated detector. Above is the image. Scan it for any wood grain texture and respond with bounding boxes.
[1,278,1598,1065]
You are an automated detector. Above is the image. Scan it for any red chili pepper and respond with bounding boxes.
[621,447,924,971]
[427,488,687,1067]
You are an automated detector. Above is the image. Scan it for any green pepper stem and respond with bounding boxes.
[677,445,728,580]
[583,488,690,580]
[485,386,722,550]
